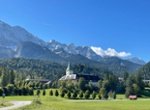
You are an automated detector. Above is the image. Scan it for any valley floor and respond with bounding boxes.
[1,94,150,110]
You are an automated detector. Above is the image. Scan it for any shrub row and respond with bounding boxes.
[0,87,34,96]
[49,89,101,99]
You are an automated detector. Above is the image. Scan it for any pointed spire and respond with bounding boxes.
[66,62,73,75]
[66,62,70,71]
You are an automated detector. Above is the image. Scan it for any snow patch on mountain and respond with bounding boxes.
[91,46,131,58]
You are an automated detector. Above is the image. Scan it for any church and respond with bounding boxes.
[59,63,100,84]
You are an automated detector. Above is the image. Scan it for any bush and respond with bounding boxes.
[112,91,116,99]
[7,84,15,95]
[78,78,87,91]
[14,87,19,95]
[72,92,78,99]
[92,91,97,99]
[36,89,41,97]
[18,88,22,96]
[60,91,65,98]
[3,87,8,96]
[84,90,90,99]
[55,90,59,97]
[60,87,68,94]
[79,91,84,99]
[49,90,53,96]
[98,94,101,99]
[42,89,46,96]
[22,87,28,95]
[141,89,150,97]
[0,88,3,96]
[108,91,113,99]
[125,87,132,98]
[103,92,108,99]
[29,88,34,96]
[67,92,71,99]
[100,88,108,99]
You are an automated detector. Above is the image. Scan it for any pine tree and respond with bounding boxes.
[78,78,86,91]
[112,91,116,99]
[1,70,8,87]
[9,70,15,84]
[49,90,53,96]
[60,91,65,98]
[67,92,71,99]
[42,89,46,96]
[92,91,97,99]
[84,90,90,99]
[55,90,59,97]
[79,91,84,99]
[36,89,41,97]
[72,92,77,99]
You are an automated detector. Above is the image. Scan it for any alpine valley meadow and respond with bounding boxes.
[0,21,150,110]
[0,20,150,110]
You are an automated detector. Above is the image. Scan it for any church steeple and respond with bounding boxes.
[66,63,73,75]
[66,63,70,71]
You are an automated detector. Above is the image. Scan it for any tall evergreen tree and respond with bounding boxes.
[78,78,86,91]
[1,69,9,87]
[9,70,15,84]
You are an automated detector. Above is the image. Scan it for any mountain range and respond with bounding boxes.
[0,20,145,75]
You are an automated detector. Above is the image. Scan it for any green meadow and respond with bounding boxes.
[1,90,149,110]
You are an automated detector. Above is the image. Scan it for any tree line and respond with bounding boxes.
[0,62,148,99]
[56,72,145,99]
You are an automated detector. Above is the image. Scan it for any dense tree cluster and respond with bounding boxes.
[138,62,150,80]
[0,58,142,81]
[98,72,118,99]
[0,67,50,96]
[125,73,144,97]
[56,72,118,100]
[56,71,146,100]
[0,58,66,80]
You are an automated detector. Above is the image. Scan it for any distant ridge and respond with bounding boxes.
[0,20,143,74]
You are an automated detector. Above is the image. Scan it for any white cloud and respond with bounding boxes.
[91,46,131,58]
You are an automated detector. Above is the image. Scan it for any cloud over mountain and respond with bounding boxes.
[91,46,131,58]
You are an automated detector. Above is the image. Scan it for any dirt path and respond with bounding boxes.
[0,101,32,110]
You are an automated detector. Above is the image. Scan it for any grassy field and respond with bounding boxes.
[1,89,149,110]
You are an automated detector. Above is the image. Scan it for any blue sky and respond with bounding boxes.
[0,0,150,61]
